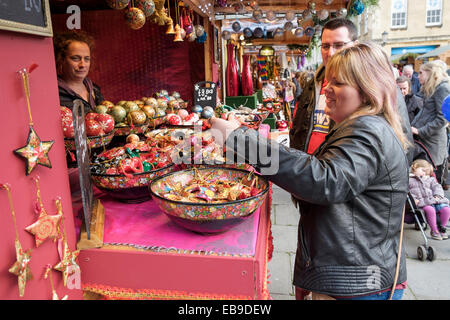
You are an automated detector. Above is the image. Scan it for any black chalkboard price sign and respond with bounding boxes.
[73,100,94,239]
[194,81,217,109]
[0,0,53,37]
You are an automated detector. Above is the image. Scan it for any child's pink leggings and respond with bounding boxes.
[423,205,450,233]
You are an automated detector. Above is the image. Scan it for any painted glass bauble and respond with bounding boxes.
[243,27,253,38]
[283,21,293,31]
[285,11,295,21]
[195,25,205,37]
[304,26,315,37]
[352,0,365,15]
[232,21,241,32]
[336,8,347,18]
[253,27,264,38]
[266,11,276,21]
[253,9,263,20]
[294,27,304,37]
[106,0,130,10]
[318,9,329,20]
[222,30,231,40]
[124,7,146,30]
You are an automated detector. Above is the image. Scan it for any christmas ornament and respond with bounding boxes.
[285,11,295,21]
[351,0,365,15]
[249,1,259,9]
[1,183,33,297]
[196,31,207,43]
[53,199,81,288]
[283,21,293,31]
[135,0,155,17]
[187,32,197,42]
[307,1,316,10]
[124,7,146,30]
[44,265,68,300]
[265,11,276,21]
[253,27,264,38]
[273,27,284,37]
[195,25,205,37]
[106,0,130,10]
[318,9,329,20]
[14,127,54,176]
[314,24,323,34]
[217,0,227,7]
[294,27,304,37]
[233,2,245,13]
[323,0,333,4]
[305,26,315,37]
[222,30,231,40]
[232,21,241,32]
[243,27,253,38]
[14,67,54,176]
[336,8,347,18]
[302,9,312,20]
[25,177,62,247]
[252,9,263,20]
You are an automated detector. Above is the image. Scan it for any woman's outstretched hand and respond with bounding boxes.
[209,113,241,147]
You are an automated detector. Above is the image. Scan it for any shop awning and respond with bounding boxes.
[417,44,450,60]
[391,45,438,56]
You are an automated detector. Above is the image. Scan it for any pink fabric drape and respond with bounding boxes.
[241,54,253,96]
[226,43,239,96]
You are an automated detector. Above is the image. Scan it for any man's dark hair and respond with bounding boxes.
[322,18,358,41]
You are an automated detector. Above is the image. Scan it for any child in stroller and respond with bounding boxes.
[409,159,450,240]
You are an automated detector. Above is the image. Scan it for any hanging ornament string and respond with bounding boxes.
[44,264,68,300]
[18,65,38,127]
[1,183,20,242]
[1,183,34,297]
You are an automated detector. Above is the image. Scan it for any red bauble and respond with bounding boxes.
[168,114,182,125]
[95,114,115,134]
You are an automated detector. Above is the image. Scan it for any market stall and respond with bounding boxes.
[0,0,357,300]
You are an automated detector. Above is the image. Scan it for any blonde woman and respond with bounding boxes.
[210,43,410,300]
[411,61,450,185]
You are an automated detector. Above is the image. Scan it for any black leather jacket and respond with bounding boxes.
[227,114,409,297]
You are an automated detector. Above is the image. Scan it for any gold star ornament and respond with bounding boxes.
[14,126,54,176]
[9,240,33,297]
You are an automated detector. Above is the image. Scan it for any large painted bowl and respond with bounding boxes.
[91,163,175,203]
[64,131,115,151]
[149,167,269,234]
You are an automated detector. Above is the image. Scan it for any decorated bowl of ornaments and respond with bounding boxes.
[90,134,175,203]
[149,167,269,233]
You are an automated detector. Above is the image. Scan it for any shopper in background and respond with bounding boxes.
[409,159,450,240]
[210,42,410,300]
[402,64,421,95]
[53,30,104,112]
[396,75,423,123]
[411,61,450,186]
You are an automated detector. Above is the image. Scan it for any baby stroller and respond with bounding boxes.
[404,139,438,261]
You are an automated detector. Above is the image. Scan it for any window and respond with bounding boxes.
[391,0,407,28]
[426,0,442,26]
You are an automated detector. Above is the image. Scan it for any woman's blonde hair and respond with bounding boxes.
[411,159,434,176]
[420,60,450,97]
[325,42,410,150]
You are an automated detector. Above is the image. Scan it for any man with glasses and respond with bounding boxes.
[289,18,413,161]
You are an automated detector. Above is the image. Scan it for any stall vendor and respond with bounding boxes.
[53,31,104,112]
